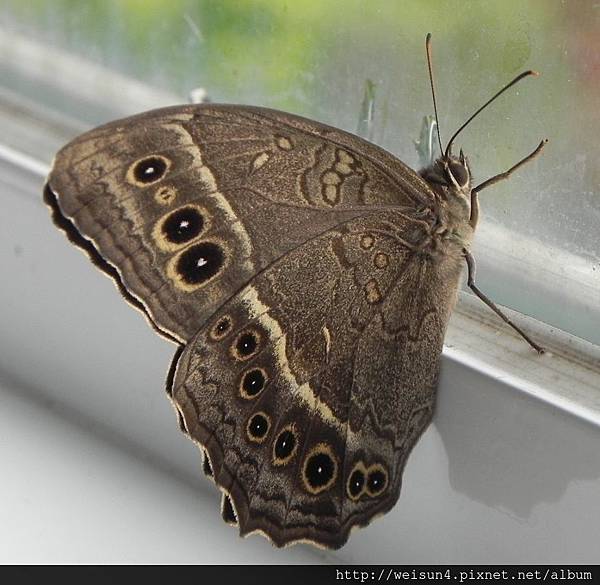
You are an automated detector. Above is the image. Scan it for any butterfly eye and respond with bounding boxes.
[448,161,469,188]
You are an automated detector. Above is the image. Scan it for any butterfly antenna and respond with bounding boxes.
[425,33,444,159]
[445,70,539,158]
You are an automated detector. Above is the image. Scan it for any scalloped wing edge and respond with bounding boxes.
[44,182,183,345]
[165,349,430,550]
[46,179,403,549]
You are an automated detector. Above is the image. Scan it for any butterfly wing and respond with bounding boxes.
[46,104,458,548]
[45,104,436,343]
[171,208,460,549]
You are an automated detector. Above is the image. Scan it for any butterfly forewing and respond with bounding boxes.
[46,105,436,343]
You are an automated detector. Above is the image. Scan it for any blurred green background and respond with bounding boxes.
[1,1,596,227]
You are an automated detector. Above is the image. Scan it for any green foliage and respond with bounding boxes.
[1,0,553,110]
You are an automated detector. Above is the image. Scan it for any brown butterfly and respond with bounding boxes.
[44,34,545,549]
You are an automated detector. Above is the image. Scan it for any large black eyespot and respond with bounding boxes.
[162,207,204,244]
[448,161,469,187]
[366,465,388,496]
[247,412,270,443]
[273,427,297,465]
[302,444,338,494]
[347,468,365,500]
[232,330,260,360]
[131,155,169,184]
[175,242,224,285]
[240,368,267,399]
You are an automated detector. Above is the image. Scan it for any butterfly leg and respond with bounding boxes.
[470,139,547,229]
[469,190,480,230]
[462,249,544,353]
[472,138,547,193]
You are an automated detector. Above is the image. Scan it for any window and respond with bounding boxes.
[2,1,597,343]
[1,1,598,564]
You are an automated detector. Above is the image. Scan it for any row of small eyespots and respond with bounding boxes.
[208,317,336,492]
[207,318,303,473]
[246,414,338,495]
[245,409,390,499]
[346,461,388,500]
[208,316,295,466]
[209,315,262,359]
[207,314,388,499]
[246,414,299,466]
[246,412,388,498]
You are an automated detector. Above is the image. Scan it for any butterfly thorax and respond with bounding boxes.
[419,152,475,251]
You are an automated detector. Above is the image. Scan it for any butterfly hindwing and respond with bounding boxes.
[170,209,455,548]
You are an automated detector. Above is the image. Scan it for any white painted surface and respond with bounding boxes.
[1,156,599,563]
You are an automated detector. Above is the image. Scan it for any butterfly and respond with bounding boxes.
[44,34,545,549]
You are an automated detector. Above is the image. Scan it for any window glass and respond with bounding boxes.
[1,0,598,344]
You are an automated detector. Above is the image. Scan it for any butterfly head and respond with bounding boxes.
[419,148,472,216]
